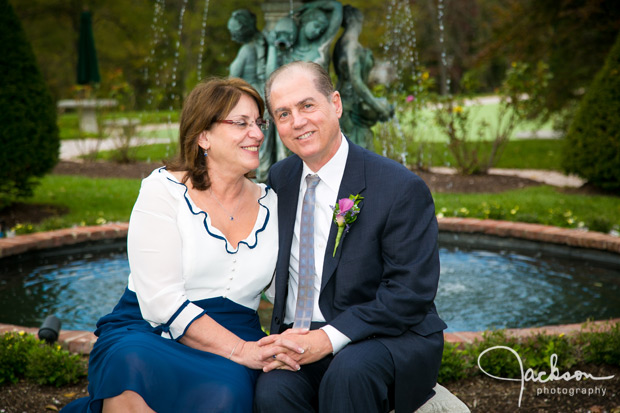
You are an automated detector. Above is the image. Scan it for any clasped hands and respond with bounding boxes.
[242,329,333,372]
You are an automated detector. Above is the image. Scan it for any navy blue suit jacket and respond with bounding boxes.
[268,140,447,412]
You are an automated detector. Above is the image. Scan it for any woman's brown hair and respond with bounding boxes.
[165,77,265,190]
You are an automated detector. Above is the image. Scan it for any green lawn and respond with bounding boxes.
[58,110,179,140]
[5,105,616,234]
[12,174,619,235]
[16,175,140,233]
[410,139,564,170]
[434,186,620,232]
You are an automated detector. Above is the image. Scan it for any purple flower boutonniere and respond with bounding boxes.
[331,194,363,257]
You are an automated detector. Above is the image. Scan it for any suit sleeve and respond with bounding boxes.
[328,175,441,341]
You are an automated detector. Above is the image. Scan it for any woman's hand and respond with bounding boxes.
[231,336,305,371]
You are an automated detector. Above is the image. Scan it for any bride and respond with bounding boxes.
[62,78,302,413]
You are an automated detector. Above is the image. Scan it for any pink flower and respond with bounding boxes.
[330,194,364,257]
[338,198,355,214]
[406,95,415,102]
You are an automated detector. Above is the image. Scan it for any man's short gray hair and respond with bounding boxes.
[264,61,334,118]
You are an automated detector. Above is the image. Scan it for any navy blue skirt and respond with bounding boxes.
[62,288,266,413]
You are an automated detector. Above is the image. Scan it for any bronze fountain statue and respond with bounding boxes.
[227,1,392,180]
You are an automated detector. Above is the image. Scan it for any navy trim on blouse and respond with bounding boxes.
[162,299,192,339]
[157,167,271,255]
[174,308,207,342]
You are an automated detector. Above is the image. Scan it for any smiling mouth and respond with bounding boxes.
[297,131,313,140]
[242,145,260,152]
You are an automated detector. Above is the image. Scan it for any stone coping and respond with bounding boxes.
[1,219,619,354]
[1,218,619,259]
[0,223,129,258]
[1,319,617,355]
[438,217,620,254]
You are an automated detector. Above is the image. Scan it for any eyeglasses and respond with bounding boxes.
[216,118,270,131]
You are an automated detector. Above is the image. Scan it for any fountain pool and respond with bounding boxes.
[1,236,618,332]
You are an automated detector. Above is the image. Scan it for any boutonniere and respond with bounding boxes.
[331,194,363,257]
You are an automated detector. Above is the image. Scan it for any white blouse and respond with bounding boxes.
[126,168,278,340]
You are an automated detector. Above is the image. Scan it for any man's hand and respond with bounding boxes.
[258,329,333,372]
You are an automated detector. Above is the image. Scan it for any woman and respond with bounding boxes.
[62,78,302,413]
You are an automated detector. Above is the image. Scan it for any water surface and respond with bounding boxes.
[1,241,618,332]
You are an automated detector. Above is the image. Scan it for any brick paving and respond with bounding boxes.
[1,219,619,353]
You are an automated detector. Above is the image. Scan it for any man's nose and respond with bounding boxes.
[291,112,307,129]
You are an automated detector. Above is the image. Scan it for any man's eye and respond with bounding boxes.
[279,112,289,120]
[303,103,313,109]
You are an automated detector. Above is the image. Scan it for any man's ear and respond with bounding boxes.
[198,130,210,151]
[331,91,343,119]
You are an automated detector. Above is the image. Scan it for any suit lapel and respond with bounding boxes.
[321,141,367,291]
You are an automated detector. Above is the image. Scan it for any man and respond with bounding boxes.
[256,61,446,413]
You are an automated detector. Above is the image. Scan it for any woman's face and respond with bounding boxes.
[200,94,264,176]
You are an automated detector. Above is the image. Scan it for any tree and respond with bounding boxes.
[10,0,263,108]
[562,31,620,192]
[0,0,59,208]
[478,0,620,116]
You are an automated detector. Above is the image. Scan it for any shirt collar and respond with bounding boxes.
[301,133,349,194]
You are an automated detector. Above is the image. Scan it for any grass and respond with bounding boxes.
[14,175,140,233]
[4,103,617,234]
[11,172,619,235]
[96,137,563,171]
[58,110,179,140]
[407,138,564,170]
[93,142,177,163]
[392,102,555,144]
[434,186,620,232]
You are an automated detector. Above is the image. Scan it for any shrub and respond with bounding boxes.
[0,332,86,387]
[437,325,619,383]
[438,341,472,383]
[0,0,59,209]
[578,322,620,366]
[563,32,620,192]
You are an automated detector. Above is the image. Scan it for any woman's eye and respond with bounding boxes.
[235,121,248,128]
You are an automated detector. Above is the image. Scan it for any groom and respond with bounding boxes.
[256,61,447,413]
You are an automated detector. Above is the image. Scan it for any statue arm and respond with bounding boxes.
[348,47,393,120]
[265,30,279,78]
[229,46,248,78]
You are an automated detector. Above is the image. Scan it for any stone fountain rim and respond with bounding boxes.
[1,218,620,260]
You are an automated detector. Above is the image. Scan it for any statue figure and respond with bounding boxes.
[266,1,342,73]
[333,5,393,149]
[292,1,342,69]
[227,9,267,98]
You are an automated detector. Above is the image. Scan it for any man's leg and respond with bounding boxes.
[319,339,395,413]
[254,355,332,413]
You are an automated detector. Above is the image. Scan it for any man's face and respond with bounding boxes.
[269,67,342,172]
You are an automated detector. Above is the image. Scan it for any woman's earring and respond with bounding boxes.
[204,149,208,157]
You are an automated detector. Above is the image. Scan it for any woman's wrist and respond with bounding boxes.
[228,338,243,359]
[229,340,247,364]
